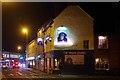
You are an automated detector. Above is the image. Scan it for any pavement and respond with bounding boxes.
[1,67,120,80]
[20,68,120,79]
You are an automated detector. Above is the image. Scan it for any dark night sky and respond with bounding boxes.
[2,2,119,52]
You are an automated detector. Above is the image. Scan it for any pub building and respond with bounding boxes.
[36,5,94,74]
[27,4,120,75]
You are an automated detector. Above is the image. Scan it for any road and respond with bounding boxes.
[1,67,120,80]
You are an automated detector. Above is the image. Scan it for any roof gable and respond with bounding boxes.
[54,5,93,21]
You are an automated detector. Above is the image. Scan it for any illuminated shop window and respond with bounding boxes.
[95,58,109,70]
[54,59,59,69]
[84,40,89,49]
[30,62,32,65]
[41,58,44,66]
[98,36,108,49]
[33,61,35,65]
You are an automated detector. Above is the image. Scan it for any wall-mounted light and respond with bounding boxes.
[49,37,52,42]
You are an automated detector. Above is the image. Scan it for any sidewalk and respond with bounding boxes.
[21,67,120,79]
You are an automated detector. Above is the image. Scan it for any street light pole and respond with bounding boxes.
[22,28,28,52]
[22,28,28,67]
[18,46,21,53]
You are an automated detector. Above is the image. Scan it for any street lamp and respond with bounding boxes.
[22,28,28,67]
[17,46,21,53]
[22,28,28,50]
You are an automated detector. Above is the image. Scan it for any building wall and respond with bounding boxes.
[37,5,94,53]
[94,34,120,74]
[44,23,55,52]
[37,27,44,54]
[53,5,94,50]
[27,40,37,58]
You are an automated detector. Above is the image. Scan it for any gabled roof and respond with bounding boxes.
[54,4,94,21]
[38,4,94,32]
[77,5,94,21]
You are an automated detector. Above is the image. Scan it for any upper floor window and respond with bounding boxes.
[83,40,89,49]
[98,36,108,49]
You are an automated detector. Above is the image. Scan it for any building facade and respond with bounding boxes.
[26,39,37,68]
[94,34,120,75]
[36,5,94,74]
[1,51,20,67]
[27,4,120,75]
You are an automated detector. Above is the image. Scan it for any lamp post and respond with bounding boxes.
[22,28,28,48]
[17,46,21,53]
[22,28,28,67]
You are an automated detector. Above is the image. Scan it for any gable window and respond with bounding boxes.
[98,36,108,49]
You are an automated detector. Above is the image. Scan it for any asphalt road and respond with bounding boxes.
[1,67,120,80]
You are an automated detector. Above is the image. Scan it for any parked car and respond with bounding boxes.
[12,61,20,69]
[2,64,8,69]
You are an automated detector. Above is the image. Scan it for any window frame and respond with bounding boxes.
[98,36,108,49]
[95,58,109,70]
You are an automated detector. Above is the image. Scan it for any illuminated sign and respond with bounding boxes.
[65,55,84,65]
[26,57,35,60]
[54,26,73,47]
[37,38,43,45]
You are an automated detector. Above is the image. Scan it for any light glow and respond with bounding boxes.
[96,58,99,62]
[54,41,73,47]
[26,57,35,60]
[38,38,43,42]
[99,36,106,39]
[54,26,73,47]
[5,60,9,61]
[18,46,21,50]
[57,26,67,30]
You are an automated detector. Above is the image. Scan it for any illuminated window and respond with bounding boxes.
[33,61,35,65]
[98,36,108,49]
[54,59,59,69]
[84,40,89,49]
[95,58,109,70]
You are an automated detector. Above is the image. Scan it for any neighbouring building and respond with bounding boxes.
[1,51,20,67]
[26,39,37,68]
[94,34,120,75]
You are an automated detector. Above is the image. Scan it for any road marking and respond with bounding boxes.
[16,72,22,76]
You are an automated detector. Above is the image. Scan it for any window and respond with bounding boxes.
[49,58,51,68]
[95,58,109,70]
[84,40,89,49]
[98,36,108,49]
[54,58,59,69]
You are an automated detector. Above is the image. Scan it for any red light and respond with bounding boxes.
[13,64,15,66]
[16,62,18,64]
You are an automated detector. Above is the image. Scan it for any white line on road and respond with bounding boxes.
[16,72,22,76]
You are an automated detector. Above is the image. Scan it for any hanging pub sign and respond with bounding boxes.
[54,25,73,47]
[37,38,43,45]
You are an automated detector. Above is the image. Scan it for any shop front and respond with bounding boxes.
[26,57,35,68]
[44,50,94,74]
